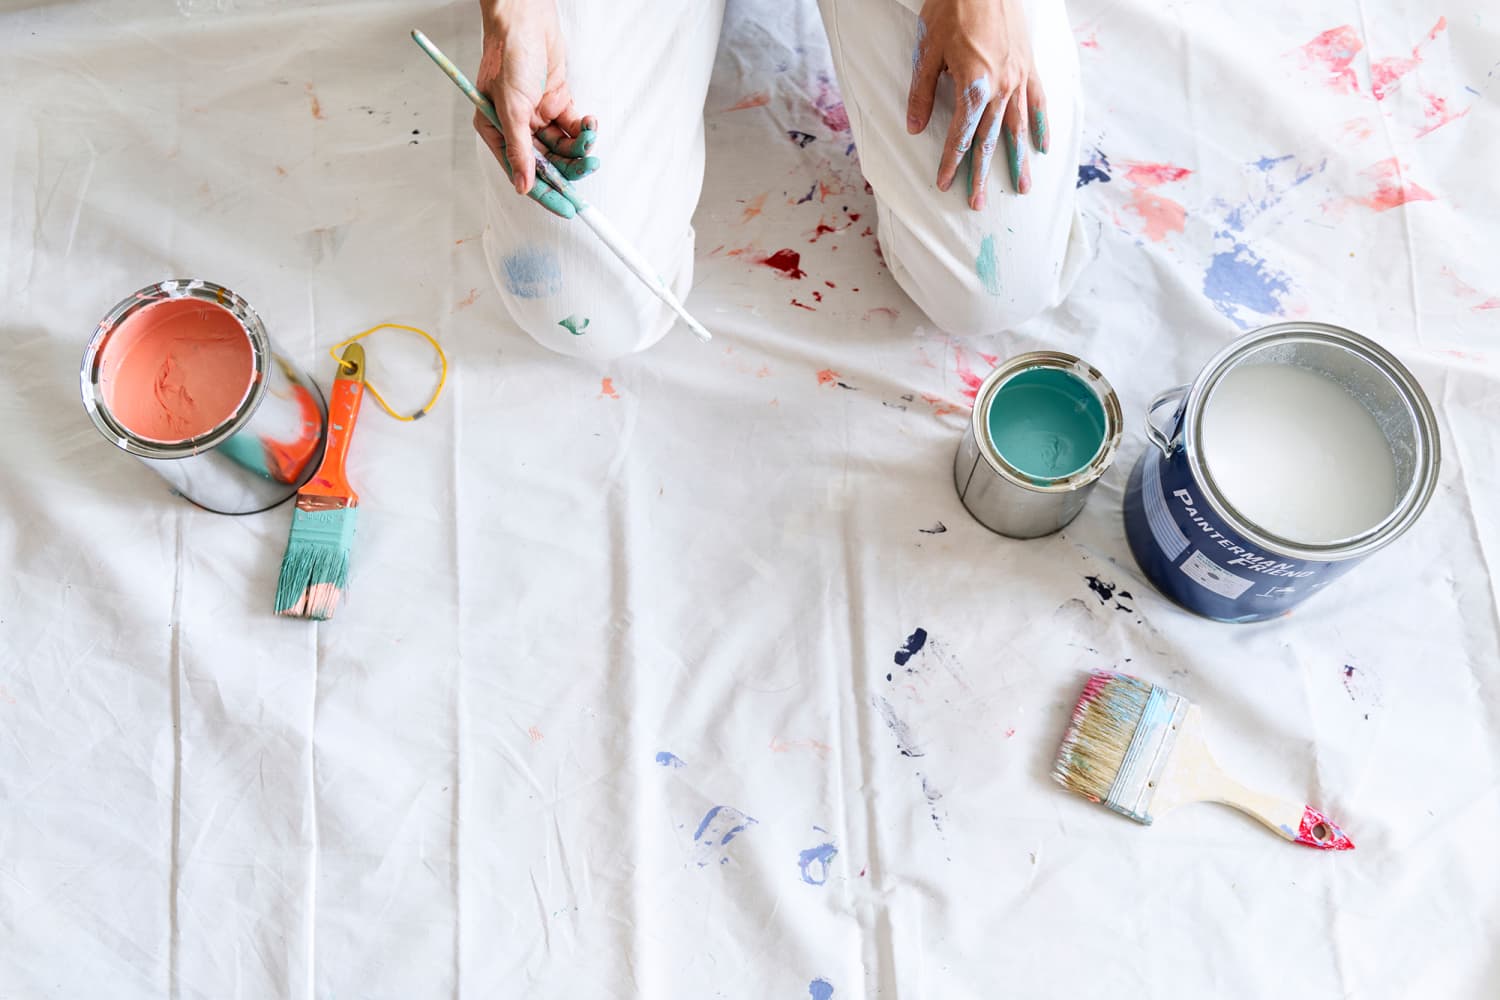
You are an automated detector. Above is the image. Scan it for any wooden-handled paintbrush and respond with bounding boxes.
[1053,671,1355,850]
[274,344,367,621]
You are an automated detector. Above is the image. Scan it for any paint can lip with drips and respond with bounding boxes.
[1124,321,1441,622]
[955,351,1123,539]
[81,279,328,515]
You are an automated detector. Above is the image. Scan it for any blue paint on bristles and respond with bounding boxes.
[274,506,358,620]
[1052,671,1186,823]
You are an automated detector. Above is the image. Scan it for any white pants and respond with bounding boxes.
[479,0,1087,360]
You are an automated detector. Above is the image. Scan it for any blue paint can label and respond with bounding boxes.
[1123,426,1359,622]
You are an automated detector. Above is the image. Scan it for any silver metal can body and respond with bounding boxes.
[1123,321,1441,621]
[953,351,1123,539]
[80,280,328,515]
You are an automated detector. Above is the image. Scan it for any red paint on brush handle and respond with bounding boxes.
[301,376,364,502]
[264,384,326,484]
[1294,805,1355,851]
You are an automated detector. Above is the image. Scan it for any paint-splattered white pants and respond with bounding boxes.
[479,0,1087,359]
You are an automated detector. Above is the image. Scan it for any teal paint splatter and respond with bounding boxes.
[1033,108,1048,152]
[1005,126,1025,191]
[976,234,1002,296]
[558,314,590,335]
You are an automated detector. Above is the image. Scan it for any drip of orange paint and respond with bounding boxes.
[599,377,619,399]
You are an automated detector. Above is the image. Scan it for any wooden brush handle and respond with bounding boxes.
[302,347,366,502]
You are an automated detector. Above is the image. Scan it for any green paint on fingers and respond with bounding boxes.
[558,314,590,336]
[1032,108,1048,153]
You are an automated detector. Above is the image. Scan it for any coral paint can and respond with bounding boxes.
[954,352,1123,539]
[81,279,328,514]
[1122,322,1440,622]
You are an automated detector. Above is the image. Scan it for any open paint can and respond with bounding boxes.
[954,351,1123,538]
[1123,321,1439,622]
[81,279,328,514]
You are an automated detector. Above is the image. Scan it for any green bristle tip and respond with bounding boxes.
[274,507,358,620]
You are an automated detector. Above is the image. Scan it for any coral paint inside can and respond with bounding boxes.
[97,297,257,444]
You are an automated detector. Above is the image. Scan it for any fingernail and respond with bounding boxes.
[973,192,986,211]
[907,114,922,133]
[1033,109,1049,153]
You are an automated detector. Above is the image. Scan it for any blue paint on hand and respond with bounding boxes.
[502,247,562,299]
[655,751,686,768]
[894,627,928,666]
[797,842,838,885]
[809,978,834,1000]
[1202,235,1291,329]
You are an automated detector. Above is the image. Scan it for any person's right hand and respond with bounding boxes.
[475,0,599,197]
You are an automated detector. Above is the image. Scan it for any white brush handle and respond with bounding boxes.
[577,205,712,343]
[1151,707,1353,850]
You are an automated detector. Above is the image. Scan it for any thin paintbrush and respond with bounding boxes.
[274,344,367,621]
[1053,671,1355,850]
[410,28,712,344]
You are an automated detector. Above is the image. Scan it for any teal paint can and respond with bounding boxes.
[954,352,1122,538]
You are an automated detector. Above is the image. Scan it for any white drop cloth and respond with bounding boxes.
[2,0,1498,997]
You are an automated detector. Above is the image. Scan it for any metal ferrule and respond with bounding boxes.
[1104,686,1188,824]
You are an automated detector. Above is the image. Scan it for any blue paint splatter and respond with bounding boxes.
[691,806,757,867]
[1077,148,1111,187]
[1221,155,1326,233]
[975,235,1002,295]
[797,842,838,885]
[1252,154,1294,172]
[809,979,834,1000]
[894,627,928,666]
[1202,235,1292,329]
[655,752,686,768]
[796,181,818,204]
[502,248,562,299]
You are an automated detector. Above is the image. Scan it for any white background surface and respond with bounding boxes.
[2,0,1498,997]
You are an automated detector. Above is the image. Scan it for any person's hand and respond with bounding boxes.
[907,0,1048,210]
[475,0,599,197]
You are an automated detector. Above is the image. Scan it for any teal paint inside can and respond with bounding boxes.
[985,368,1107,480]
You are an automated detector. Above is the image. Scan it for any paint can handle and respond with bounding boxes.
[1145,385,1190,458]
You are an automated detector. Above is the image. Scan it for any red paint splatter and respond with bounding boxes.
[1413,91,1471,138]
[1440,265,1500,311]
[921,394,965,417]
[740,192,768,223]
[1296,26,1364,94]
[1117,161,1191,242]
[1294,805,1355,851]
[760,249,806,279]
[859,868,867,877]
[599,377,619,400]
[792,299,817,311]
[1354,157,1435,212]
[810,222,842,243]
[1121,161,1192,186]
[816,369,840,385]
[1078,30,1100,50]
[1004,728,1016,738]
[847,212,861,222]
[725,91,770,112]
[305,83,326,120]
[825,281,837,288]
[455,288,479,309]
[1371,16,1447,100]
[812,291,823,302]
[863,306,899,321]
[952,345,1000,400]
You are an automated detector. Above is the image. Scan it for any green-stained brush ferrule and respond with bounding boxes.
[274,506,358,620]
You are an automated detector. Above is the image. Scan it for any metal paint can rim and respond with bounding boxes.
[1174,321,1440,562]
[968,351,1124,494]
[81,279,271,460]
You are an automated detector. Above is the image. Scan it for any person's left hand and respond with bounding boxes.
[907,0,1049,210]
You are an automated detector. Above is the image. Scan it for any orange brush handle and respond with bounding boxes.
[301,363,366,503]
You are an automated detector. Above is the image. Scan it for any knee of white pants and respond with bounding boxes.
[882,210,1073,336]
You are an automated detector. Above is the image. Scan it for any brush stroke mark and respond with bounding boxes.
[792,298,817,311]
[797,841,838,885]
[975,234,1003,295]
[557,314,589,336]
[1202,236,1292,329]
[599,377,619,400]
[760,249,806,279]
[655,751,686,768]
[919,522,947,534]
[1085,575,1134,612]
[789,130,817,147]
[863,306,899,321]
[502,247,563,299]
[1219,155,1326,233]
[1077,147,1111,187]
[894,627,928,666]
[724,91,770,112]
[918,771,946,833]
[692,806,758,867]
[872,696,924,757]
[1414,91,1471,138]
[770,737,833,758]
[1340,663,1382,712]
[951,344,997,401]
[1351,157,1435,212]
[1440,266,1500,311]
[809,980,834,1000]
[912,16,927,74]
[1371,17,1447,101]
[1295,26,1364,94]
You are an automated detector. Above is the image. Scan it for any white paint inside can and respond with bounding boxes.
[1201,363,1398,545]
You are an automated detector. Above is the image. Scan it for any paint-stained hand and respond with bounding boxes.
[475,0,600,197]
[908,0,1048,210]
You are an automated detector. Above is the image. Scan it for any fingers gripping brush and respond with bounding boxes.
[1053,672,1355,850]
[274,345,367,620]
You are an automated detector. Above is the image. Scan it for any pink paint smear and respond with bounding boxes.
[1414,91,1471,138]
[1119,160,1192,242]
[1297,26,1364,94]
[1371,17,1447,100]
[1354,157,1435,212]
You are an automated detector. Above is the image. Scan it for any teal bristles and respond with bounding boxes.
[274,506,358,620]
